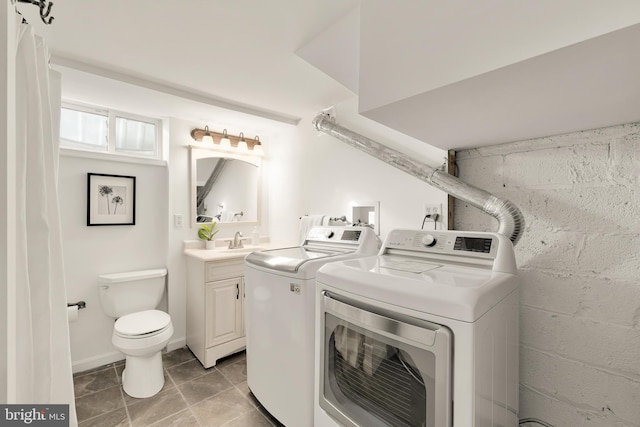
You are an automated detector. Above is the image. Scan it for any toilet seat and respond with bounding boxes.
[114,309,171,338]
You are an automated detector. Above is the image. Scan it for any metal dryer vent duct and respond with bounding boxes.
[312,113,525,246]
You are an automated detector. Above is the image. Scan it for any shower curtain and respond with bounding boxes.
[14,17,77,426]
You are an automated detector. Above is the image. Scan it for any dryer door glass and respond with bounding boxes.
[319,292,452,427]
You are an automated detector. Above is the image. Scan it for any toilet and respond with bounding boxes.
[98,268,173,398]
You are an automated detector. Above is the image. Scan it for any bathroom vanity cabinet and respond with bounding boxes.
[186,254,246,368]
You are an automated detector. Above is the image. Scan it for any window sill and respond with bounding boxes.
[60,147,167,167]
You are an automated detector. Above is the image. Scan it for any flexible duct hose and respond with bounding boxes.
[313,113,525,245]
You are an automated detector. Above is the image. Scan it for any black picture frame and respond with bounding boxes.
[87,173,136,226]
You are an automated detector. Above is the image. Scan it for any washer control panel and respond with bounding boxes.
[306,227,362,243]
[304,227,379,254]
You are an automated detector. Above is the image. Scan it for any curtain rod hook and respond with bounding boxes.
[39,0,54,24]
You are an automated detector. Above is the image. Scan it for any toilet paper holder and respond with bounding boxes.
[67,301,86,310]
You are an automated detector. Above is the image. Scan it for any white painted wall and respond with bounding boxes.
[454,122,640,426]
[58,155,169,372]
[297,98,448,237]
[165,118,191,353]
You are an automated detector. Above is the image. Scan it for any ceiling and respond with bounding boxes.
[298,1,640,150]
[15,1,640,150]
[15,0,361,124]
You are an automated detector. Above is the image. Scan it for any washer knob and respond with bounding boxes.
[326,231,335,238]
[422,234,437,247]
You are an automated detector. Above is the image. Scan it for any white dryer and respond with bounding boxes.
[315,229,519,427]
[244,226,379,427]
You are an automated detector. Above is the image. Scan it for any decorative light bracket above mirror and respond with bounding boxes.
[190,126,264,154]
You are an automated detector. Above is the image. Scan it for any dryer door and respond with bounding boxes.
[319,291,452,427]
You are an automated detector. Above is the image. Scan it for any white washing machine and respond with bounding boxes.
[314,229,519,427]
[244,226,379,427]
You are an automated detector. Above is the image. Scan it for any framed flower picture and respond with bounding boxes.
[87,173,136,226]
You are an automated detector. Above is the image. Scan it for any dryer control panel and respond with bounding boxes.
[382,229,517,273]
[453,236,493,253]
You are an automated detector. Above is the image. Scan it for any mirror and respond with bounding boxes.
[190,147,261,227]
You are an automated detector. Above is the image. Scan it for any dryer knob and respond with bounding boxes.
[422,234,437,247]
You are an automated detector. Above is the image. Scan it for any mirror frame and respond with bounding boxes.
[190,146,262,229]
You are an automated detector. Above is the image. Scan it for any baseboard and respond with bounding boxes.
[167,336,186,353]
[72,337,187,374]
[72,350,124,374]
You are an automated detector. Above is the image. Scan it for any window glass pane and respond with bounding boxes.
[115,117,156,156]
[60,108,108,151]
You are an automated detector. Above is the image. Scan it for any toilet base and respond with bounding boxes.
[122,351,164,398]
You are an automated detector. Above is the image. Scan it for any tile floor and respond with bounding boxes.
[73,348,284,427]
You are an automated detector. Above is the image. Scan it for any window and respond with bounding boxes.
[60,106,108,151]
[60,103,162,160]
[115,116,157,156]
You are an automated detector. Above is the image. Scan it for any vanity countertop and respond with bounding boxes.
[183,240,294,262]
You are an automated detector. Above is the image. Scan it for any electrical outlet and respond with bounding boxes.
[424,204,442,219]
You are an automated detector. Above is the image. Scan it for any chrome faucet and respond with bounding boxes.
[229,231,244,249]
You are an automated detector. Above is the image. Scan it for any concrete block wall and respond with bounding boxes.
[454,122,640,426]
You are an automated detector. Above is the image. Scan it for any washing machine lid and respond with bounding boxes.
[115,309,171,337]
[246,245,353,273]
[246,226,379,274]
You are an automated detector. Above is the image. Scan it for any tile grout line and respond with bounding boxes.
[114,363,134,427]
[215,359,244,391]
[218,411,254,427]
[164,361,204,427]
[75,349,259,427]
[74,363,128,425]
[167,358,215,385]
[218,357,279,426]
[230,381,278,427]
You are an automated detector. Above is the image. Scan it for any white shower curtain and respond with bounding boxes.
[14,18,77,426]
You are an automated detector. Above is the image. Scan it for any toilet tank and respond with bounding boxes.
[98,268,168,318]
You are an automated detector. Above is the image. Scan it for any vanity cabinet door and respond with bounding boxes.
[205,277,244,347]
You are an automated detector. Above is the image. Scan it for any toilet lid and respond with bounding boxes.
[114,309,171,337]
